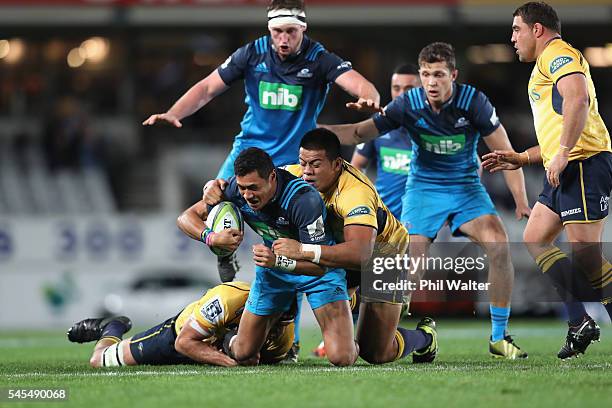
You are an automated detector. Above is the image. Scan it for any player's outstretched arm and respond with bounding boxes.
[334,70,382,115]
[482,145,542,172]
[483,125,531,219]
[142,70,229,128]
[321,118,380,146]
[175,321,238,367]
[272,225,376,270]
[252,244,326,276]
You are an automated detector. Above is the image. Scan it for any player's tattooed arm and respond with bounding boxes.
[142,70,229,128]
[321,118,380,146]
[175,322,238,367]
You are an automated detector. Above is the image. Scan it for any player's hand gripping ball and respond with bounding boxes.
[206,202,244,256]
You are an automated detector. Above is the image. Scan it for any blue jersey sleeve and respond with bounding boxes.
[317,50,353,83]
[355,141,376,161]
[468,90,501,137]
[287,188,331,245]
[372,93,408,134]
[217,44,251,86]
[221,177,242,204]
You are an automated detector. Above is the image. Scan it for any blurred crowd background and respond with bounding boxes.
[0,0,611,328]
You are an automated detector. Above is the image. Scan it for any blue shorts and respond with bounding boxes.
[246,266,349,316]
[539,152,611,224]
[128,315,194,365]
[401,179,498,239]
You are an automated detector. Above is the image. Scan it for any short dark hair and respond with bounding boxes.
[513,2,561,34]
[300,128,342,161]
[418,42,456,72]
[393,63,419,76]
[234,147,275,179]
[267,0,305,12]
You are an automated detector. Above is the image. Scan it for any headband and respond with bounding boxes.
[267,8,307,28]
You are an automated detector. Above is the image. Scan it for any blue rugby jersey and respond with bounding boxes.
[217,35,352,167]
[373,84,500,185]
[223,168,333,248]
[354,127,412,218]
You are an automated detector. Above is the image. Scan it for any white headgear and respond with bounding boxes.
[267,8,307,29]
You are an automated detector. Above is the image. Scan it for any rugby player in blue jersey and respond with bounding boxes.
[351,63,420,219]
[327,42,532,359]
[177,148,358,366]
[143,0,380,283]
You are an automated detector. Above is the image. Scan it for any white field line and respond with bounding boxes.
[3,362,611,379]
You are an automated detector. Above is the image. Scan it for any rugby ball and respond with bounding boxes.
[206,201,244,257]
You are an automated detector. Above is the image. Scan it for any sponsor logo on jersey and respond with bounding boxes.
[297,68,313,78]
[306,215,326,241]
[550,56,573,74]
[221,56,232,69]
[419,134,466,155]
[490,108,499,126]
[415,118,430,130]
[255,62,269,73]
[201,297,224,323]
[347,206,371,217]
[529,88,541,102]
[379,147,411,175]
[561,207,582,217]
[454,117,470,128]
[259,81,303,111]
[276,216,289,226]
[601,196,609,212]
[337,61,352,70]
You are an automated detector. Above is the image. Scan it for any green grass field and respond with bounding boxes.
[1,319,610,408]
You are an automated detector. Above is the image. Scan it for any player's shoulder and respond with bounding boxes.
[401,87,427,111]
[338,162,378,200]
[223,176,241,200]
[454,83,488,111]
[246,35,270,56]
[303,37,329,62]
[196,282,250,326]
[540,38,583,73]
[281,164,303,178]
[276,168,317,210]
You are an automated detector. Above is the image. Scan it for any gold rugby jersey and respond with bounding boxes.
[528,38,610,168]
[174,281,250,339]
[285,161,408,252]
[172,282,293,361]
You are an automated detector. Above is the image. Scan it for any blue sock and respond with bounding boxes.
[293,292,304,345]
[490,305,510,342]
[396,327,431,359]
[101,320,129,340]
[566,302,588,326]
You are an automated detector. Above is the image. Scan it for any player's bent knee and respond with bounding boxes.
[327,352,356,367]
[326,345,357,367]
